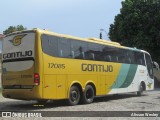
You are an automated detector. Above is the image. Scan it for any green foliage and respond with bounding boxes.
[109,0,160,64]
[3,25,27,35]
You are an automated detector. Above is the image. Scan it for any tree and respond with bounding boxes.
[109,0,160,64]
[3,25,27,35]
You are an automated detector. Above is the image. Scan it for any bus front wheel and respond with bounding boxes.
[68,86,80,106]
[137,83,144,96]
[82,85,95,104]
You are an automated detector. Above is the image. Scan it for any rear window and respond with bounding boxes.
[2,32,35,72]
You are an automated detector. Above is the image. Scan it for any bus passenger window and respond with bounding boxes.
[85,52,95,60]
[71,40,87,59]
[104,55,112,62]
[41,34,59,57]
[71,51,75,58]
[58,38,71,58]
[135,52,145,65]
[88,43,103,61]
[60,50,63,57]
[126,58,131,64]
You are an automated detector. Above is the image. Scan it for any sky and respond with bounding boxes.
[0,0,124,40]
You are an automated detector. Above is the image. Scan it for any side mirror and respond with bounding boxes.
[153,61,159,70]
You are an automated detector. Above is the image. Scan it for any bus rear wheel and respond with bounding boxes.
[82,85,95,104]
[68,86,80,106]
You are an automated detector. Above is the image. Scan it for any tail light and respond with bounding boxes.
[34,73,40,85]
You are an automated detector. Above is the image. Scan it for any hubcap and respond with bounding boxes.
[71,90,78,101]
[86,89,93,100]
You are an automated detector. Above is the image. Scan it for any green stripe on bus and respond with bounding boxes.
[120,64,138,88]
[111,64,130,88]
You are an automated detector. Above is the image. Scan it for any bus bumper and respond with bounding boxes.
[2,88,42,100]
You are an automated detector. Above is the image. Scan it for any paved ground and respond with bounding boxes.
[0,89,160,120]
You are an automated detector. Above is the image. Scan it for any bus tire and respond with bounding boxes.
[82,85,95,104]
[137,83,144,96]
[68,85,80,106]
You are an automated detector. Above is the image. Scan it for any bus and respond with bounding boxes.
[2,29,154,105]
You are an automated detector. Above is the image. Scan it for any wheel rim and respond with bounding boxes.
[71,90,78,102]
[86,89,94,100]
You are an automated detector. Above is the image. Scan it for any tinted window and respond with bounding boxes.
[41,34,59,57]
[102,46,113,62]
[71,40,87,59]
[126,51,135,64]
[88,43,103,61]
[135,52,145,65]
[41,34,146,66]
[58,38,71,58]
[117,49,127,63]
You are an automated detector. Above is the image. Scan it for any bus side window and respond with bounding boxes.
[135,52,145,66]
[71,40,87,59]
[60,49,63,57]
[102,46,115,62]
[91,53,95,60]
[126,57,131,64]
[88,43,103,61]
[85,52,95,60]
[58,38,71,58]
[41,34,59,57]
[126,51,135,64]
[117,49,125,63]
[116,56,119,62]
[111,56,118,62]
[104,55,112,62]
[71,51,75,58]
